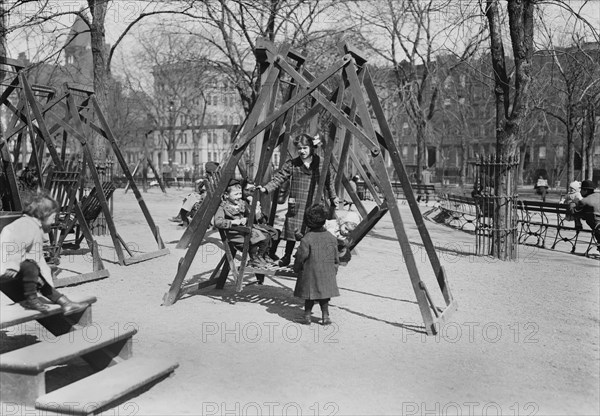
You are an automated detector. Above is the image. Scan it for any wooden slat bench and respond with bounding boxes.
[516,200,599,256]
[359,181,436,203]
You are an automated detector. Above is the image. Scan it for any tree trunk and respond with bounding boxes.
[486,0,534,260]
[88,0,110,161]
[460,142,469,186]
[566,119,575,184]
[584,104,596,180]
[415,121,427,182]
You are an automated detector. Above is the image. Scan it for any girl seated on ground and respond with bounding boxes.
[213,179,275,268]
[0,192,89,314]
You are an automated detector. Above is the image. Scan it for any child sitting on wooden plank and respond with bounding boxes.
[214,179,274,268]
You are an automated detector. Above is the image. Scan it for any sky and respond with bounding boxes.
[5,0,600,79]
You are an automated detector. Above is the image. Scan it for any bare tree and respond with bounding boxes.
[163,0,345,115]
[347,0,486,183]
[439,57,496,186]
[123,32,218,178]
[3,0,199,159]
[532,24,600,186]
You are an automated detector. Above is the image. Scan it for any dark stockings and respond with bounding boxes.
[304,298,330,318]
[283,240,295,259]
[0,260,62,303]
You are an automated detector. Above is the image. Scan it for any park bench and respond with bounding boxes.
[358,181,436,203]
[516,200,599,256]
[435,193,478,230]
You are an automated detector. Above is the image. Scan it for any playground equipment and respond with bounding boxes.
[0,57,169,281]
[162,40,457,335]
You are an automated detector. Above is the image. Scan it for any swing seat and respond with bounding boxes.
[72,182,117,246]
[217,228,298,284]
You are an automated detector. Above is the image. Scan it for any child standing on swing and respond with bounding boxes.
[258,133,338,266]
[0,192,89,314]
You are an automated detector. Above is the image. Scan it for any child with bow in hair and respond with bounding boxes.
[258,133,339,267]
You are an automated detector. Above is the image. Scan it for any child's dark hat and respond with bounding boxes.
[581,180,595,190]
[228,178,241,187]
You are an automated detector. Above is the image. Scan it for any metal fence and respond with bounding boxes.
[473,155,519,260]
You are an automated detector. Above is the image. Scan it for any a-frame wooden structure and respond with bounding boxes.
[0,56,169,269]
[162,40,457,335]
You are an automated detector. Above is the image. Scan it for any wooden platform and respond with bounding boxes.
[0,294,178,413]
[36,357,179,415]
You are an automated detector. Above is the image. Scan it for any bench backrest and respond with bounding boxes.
[81,182,117,223]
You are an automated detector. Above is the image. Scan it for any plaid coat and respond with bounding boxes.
[293,228,340,300]
[264,155,337,240]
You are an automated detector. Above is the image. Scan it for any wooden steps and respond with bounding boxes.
[0,295,178,414]
[0,295,97,330]
[36,357,179,415]
[0,323,136,373]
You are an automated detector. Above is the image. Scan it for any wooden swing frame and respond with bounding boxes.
[1,57,168,275]
[162,40,457,335]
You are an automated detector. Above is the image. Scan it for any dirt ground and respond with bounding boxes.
[2,187,599,416]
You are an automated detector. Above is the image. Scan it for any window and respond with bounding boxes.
[539,146,546,160]
[402,145,408,158]
[556,146,564,157]
[594,145,600,155]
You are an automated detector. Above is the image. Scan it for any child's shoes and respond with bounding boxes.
[21,297,51,313]
[322,315,332,325]
[56,296,88,316]
[300,313,312,325]
[278,256,291,267]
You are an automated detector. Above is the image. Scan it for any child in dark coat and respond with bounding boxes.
[0,192,89,314]
[293,204,340,325]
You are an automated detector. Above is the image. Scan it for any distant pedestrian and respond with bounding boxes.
[417,167,432,204]
[293,204,340,325]
[535,175,549,202]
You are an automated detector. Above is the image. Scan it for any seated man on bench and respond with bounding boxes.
[570,180,600,251]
